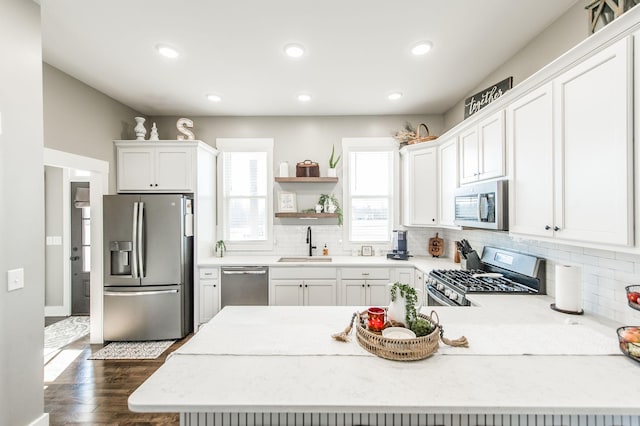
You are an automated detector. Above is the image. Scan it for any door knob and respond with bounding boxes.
[70,256,80,261]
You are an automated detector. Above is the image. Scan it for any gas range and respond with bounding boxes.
[426,246,545,306]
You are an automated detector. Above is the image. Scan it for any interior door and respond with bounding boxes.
[70,182,90,315]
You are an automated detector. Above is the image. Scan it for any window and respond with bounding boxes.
[217,138,273,250]
[343,138,398,244]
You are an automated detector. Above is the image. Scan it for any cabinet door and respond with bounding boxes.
[271,280,302,306]
[438,138,458,226]
[304,280,336,306]
[403,147,438,226]
[367,279,390,307]
[118,148,154,191]
[342,280,366,306]
[478,111,505,180]
[459,126,479,184]
[394,268,414,287]
[507,83,554,238]
[155,147,194,191]
[199,280,220,323]
[554,38,632,246]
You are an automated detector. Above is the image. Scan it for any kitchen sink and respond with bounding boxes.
[277,257,332,263]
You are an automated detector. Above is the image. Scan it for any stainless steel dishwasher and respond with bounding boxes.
[220,266,269,308]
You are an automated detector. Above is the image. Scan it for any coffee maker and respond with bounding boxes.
[387,230,411,260]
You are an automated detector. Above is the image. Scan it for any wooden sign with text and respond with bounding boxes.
[464,77,513,119]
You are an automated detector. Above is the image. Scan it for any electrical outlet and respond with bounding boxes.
[7,268,24,291]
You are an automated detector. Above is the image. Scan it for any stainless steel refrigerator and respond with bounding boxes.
[103,194,193,341]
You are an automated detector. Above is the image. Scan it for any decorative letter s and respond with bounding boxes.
[176,117,195,140]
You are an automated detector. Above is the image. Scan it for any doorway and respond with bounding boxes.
[70,182,91,315]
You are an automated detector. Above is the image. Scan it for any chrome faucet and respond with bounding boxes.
[306,226,316,257]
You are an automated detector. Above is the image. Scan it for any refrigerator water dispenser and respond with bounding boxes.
[110,241,132,275]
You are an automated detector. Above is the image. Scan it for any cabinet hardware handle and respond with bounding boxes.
[304,284,308,288]
[155,184,158,187]
[362,272,369,276]
[361,284,365,287]
[213,284,216,287]
[367,284,370,287]
[545,225,551,230]
[149,184,153,187]
[299,284,302,288]
[554,226,560,231]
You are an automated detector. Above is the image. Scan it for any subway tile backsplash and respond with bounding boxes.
[270,225,640,324]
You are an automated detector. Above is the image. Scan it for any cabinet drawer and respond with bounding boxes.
[199,268,218,279]
[341,268,390,280]
[270,267,336,280]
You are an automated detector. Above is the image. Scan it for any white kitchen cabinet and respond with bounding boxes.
[115,141,204,192]
[393,268,414,287]
[199,268,220,324]
[414,269,425,306]
[270,267,337,306]
[552,37,632,246]
[340,268,390,306]
[438,137,458,227]
[459,110,505,184]
[507,38,633,247]
[401,145,438,226]
[507,83,554,238]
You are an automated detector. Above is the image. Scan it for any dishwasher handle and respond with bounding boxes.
[222,270,267,275]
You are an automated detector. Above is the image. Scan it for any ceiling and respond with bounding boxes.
[41,0,579,117]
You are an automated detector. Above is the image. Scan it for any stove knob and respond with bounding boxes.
[444,289,451,298]
[437,283,445,291]
[449,292,458,301]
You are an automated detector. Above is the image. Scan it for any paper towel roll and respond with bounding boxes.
[555,264,582,313]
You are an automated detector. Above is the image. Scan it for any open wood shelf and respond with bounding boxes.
[275,212,339,219]
[275,177,338,183]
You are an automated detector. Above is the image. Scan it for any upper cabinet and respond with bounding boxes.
[508,38,633,247]
[438,137,458,227]
[401,144,438,227]
[459,110,505,184]
[116,141,198,192]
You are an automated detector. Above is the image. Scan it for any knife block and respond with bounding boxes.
[461,250,481,270]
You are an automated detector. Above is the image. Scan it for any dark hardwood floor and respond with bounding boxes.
[44,333,191,425]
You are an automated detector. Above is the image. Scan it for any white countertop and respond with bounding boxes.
[129,298,640,416]
[198,255,459,272]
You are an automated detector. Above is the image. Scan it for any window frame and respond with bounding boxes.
[342,137,399,248]
[216,138,274,251]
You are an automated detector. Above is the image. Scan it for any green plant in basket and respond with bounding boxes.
[411,318,434,337]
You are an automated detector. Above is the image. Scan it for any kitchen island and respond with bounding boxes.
[129,297,640,426]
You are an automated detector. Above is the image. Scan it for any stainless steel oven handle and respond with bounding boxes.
[427,285,458,306]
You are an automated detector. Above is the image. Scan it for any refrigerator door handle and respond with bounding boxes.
[138,201,145,278]
[131,202,139,279]
[104,289,179,296]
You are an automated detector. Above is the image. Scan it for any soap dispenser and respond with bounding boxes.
[322,244,329,256]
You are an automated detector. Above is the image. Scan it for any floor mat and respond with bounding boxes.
[88,340,175,360]
[44,316,90,357]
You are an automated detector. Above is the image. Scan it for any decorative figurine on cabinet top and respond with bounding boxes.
[149,122,160,141]
[134,117,147,140]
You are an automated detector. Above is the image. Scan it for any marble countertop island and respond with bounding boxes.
[128,299,640,426]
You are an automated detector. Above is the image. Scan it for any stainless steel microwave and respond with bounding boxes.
[454,180,508,230]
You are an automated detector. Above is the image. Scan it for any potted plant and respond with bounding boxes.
[215,240,226,257]
[328,144,341,177]
[318,193,342,225]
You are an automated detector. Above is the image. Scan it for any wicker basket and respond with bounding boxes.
[408,123,438,144]
[356,311,441,361]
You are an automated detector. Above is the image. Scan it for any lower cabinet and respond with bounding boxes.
[270,267,337,306]
[342,279,390,306]
[199,268,220,324]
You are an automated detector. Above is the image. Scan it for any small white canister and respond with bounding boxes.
[279,161,289,178]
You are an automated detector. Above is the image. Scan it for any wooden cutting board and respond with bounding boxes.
[428,233,444,257]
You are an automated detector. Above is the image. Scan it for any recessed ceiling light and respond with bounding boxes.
[297,93,312,102]
[156,44,179,59]
[411,41,433,56]
[388,92,403,101]
[284,43,305,58]
[206,94,222,102]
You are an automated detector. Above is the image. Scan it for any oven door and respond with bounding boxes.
[427,285,462,307]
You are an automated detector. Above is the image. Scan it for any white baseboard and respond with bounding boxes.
[45,306,68,317]
[29,413,49,426]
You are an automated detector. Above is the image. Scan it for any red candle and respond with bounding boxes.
[367,307,385,332]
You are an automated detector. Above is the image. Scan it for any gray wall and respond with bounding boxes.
[45,166,64,307]
[443,0,590,130]
[151,114,444,170]
[43,63,143,193]
[0,0,46,424]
